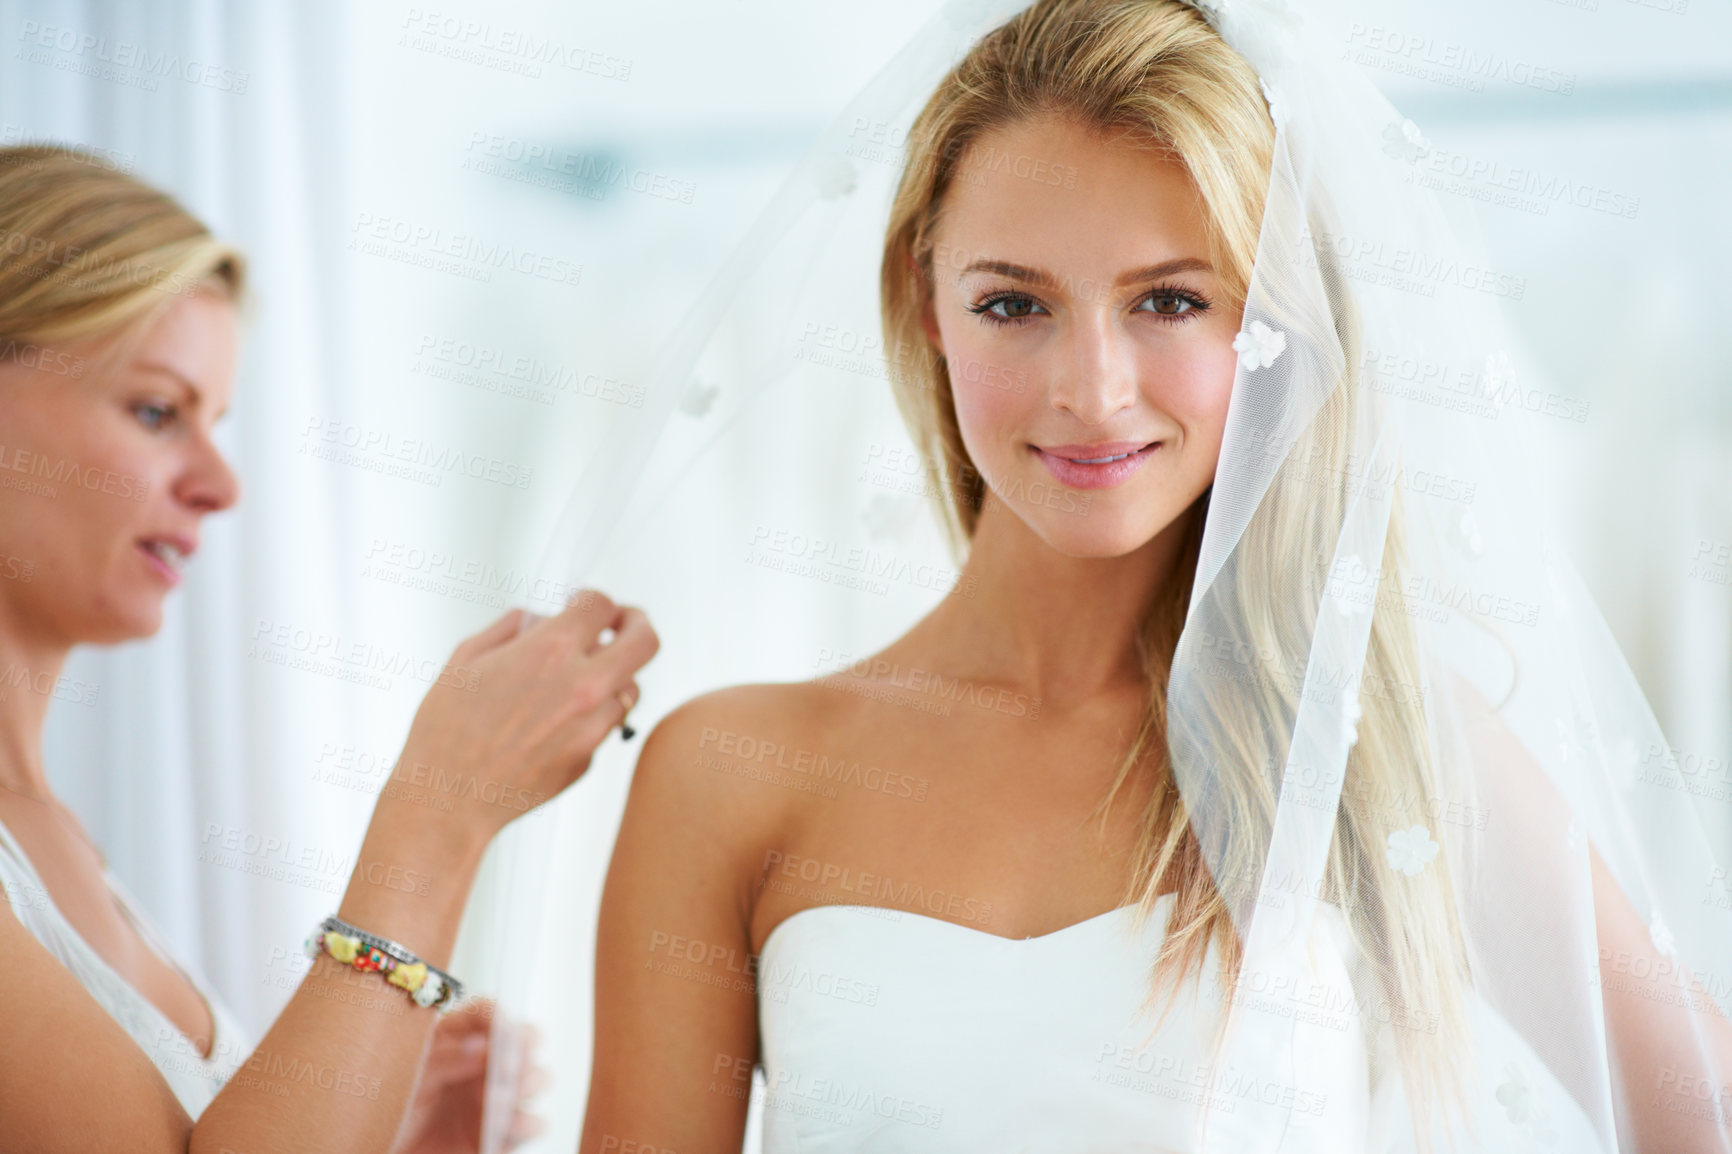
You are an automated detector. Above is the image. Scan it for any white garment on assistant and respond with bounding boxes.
[0,814,249,1118]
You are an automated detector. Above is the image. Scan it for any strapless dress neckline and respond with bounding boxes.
[754,892,1376,1153]
[752,892,1612,1153]
[761,900,1141,954]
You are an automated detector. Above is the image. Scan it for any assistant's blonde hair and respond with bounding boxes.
[0,145,245,358]
[881,0,1469,1133]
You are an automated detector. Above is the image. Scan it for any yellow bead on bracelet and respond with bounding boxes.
[387,961,428,993]
[323,930,360,964]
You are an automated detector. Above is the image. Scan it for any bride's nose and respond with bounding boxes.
[1046,312,1139,425]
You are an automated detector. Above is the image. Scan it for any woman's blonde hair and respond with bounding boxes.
[0,144,245,361]
[881,0,1469,1133]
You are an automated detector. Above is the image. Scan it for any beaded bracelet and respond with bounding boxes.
[304,915,465,1012]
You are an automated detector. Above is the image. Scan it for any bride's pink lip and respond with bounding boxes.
[1037,441,1150,459]
[1031,441,1160,490]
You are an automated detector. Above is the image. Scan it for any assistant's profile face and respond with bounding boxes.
[923,114,1240,558]
[0,292,240,645]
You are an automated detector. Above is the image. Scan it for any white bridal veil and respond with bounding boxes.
[468,1,1731,1150]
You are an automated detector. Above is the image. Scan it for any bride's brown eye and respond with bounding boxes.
[1133,287,1210,320]
[968,293,1046,324]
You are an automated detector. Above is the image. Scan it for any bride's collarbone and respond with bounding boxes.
[719,679,1153,949]
[751,770,1146,952]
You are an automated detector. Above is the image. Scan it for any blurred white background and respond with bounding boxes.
[3,0,1729,1150]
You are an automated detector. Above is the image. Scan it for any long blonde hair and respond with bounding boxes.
[0,145,245,361]
[880,0,1469,1129]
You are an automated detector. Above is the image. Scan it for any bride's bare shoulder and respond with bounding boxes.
[624,680,849,834]
[640,680,845,765]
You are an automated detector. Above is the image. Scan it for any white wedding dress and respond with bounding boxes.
[0,814,249,1118]
[755,894,1606,1153]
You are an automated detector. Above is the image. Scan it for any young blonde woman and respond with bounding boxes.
[0,146,659,1152]
[580,1,1732,1151]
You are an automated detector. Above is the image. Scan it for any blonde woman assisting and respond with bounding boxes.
[0,146,658,1152]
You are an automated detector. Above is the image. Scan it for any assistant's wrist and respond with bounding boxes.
[363,784,495,880]
[341,797,491,962]
[376,744,508,846]
[335,846,480,972]
[383,743,541,841]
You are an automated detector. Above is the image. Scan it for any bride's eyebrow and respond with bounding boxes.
[956,256,1213,287]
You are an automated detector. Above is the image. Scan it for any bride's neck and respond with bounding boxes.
[921,498,1192,707]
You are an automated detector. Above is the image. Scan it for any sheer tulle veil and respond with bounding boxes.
[467,2,1731,1150]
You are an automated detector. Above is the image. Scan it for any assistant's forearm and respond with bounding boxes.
[190,798,490,1154]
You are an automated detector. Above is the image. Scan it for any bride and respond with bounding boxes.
[578,0,1731,1150]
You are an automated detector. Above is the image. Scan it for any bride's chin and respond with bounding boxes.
[1026,515,1168,561]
